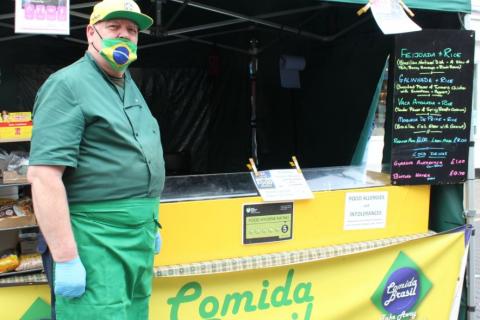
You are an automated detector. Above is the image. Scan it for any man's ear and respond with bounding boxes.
[86,24,95,40]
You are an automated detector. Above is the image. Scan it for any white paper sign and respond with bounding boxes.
[371,0,421,35]
[15,0,70,35]
[344,191,388,230]
[252,169,314,202]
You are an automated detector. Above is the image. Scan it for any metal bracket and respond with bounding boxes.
[464,209,477,218]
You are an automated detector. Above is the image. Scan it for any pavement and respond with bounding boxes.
[473,178,480,319]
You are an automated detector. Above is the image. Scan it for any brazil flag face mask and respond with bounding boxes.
[93,26,138,72]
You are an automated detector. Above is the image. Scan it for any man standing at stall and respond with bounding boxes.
[27,0,164,319]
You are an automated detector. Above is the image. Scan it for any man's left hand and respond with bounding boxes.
[154,232,162,254]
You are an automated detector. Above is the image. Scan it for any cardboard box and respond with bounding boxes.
[19,239,38,254]
[0,230,19,252]
[2,171,28,184]
[0,215,36,230]
[0,112,32,141]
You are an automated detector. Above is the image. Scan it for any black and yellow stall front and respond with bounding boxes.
[0,167,468,319]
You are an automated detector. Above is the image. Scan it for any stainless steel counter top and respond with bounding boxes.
[160,166,390,203]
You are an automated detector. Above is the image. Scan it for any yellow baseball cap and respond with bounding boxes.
[90,0,153,31]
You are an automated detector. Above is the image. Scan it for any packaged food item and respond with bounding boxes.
[0,198,36,229]
[15,253,43,272]
[0,198,33,218]
[0,204,16,218]
[0,150,29,183]
[14,198,34,216]
[5,151,29,174]
[0,199,17,206]
[0,250,20,273]
[19,227,39,254]
[0,111,32,140]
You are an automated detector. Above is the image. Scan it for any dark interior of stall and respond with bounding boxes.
[0,1,463,175]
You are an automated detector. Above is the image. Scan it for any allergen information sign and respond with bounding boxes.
[391,29,475,185]
[344,191,388,230]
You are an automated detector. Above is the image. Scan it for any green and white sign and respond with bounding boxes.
[243,202,293,244]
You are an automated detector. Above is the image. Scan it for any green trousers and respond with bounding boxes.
[55,198,159,320]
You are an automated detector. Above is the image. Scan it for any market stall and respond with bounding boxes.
[0,0,476,319]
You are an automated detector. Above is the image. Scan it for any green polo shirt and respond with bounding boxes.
[30,53,165,203]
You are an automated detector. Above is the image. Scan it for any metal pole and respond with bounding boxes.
[0,22,87,30]
[70,11,90,20]
[68,2,99,9]
[168,0,332,41]
[160,4,329,37]
[466,62,478,320]
[173,34,250,55]
[163,0,189,32]
[0,33,35,42]
[139,26,253,53]
[156,0,164,29]
[0,22,88,42]
[255,16,369,54]
[249,39,259,165]
[139,5,336,52]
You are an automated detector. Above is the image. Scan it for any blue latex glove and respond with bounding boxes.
[154,231,162,254]
[54,257,86,298]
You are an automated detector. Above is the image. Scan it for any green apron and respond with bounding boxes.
[55,198,159,320]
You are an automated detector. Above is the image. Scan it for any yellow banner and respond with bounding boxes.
[0,229,466,319]
[150,230,466,320]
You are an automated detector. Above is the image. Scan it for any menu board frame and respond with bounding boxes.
[391,29,475,185]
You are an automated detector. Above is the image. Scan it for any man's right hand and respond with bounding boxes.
[54,257,86,298]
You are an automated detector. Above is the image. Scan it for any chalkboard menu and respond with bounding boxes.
[391,30,475,185]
